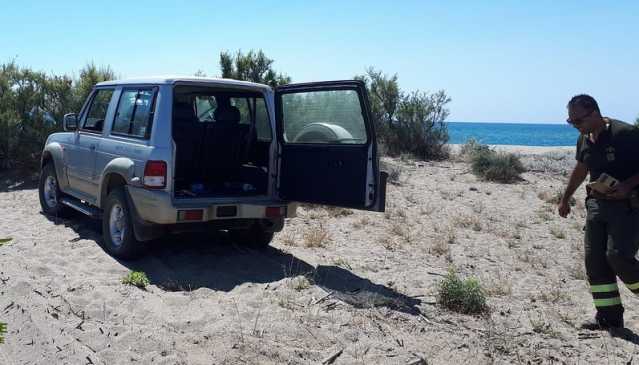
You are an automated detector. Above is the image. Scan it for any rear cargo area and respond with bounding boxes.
[172,85,273,198]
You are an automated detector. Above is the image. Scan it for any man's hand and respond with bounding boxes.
[607,180,633,199]
[558,199,571,218]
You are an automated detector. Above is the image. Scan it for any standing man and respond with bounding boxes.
[559,94,639,330]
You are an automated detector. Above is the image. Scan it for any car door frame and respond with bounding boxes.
[274,80,385,211]
[65,87,116,201]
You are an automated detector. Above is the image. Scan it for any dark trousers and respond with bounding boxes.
[585,198,639,322]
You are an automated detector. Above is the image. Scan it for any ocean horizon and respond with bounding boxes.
[445,121,578,147]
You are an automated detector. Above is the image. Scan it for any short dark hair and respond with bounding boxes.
[568,94,600,113]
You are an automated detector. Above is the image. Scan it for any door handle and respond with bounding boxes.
[89,145,96,151]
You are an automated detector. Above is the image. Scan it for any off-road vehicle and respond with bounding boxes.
[39,77,387,259]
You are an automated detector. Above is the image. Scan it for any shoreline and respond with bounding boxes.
[447,143,573,155]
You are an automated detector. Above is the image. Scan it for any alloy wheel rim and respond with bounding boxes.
[43,176,58,208]
[109,203,126,247]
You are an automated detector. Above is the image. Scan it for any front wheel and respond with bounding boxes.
[102,188,144,260]
[39,163,72,217]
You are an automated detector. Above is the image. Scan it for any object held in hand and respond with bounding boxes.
[587,173,619,194]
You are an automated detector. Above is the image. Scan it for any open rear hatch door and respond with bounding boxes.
[275,80,386,211]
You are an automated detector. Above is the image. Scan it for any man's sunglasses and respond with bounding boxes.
[567,109,594,125]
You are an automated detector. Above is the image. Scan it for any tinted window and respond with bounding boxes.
[255,98,272,141]
[281,89,367,144]
[112,89,155,138]
[83,89,114,132]
[190,93,271,141]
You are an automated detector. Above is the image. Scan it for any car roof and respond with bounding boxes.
[96,76,271,90]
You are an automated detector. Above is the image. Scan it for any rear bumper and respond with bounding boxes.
[126,186,297,225]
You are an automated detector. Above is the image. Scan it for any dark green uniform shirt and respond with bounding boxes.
[576,119,639,182]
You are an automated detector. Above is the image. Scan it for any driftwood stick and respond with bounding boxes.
[321,348,344,365]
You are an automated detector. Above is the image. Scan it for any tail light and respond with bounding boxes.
[265,206,286,218]
[143,161,167,189]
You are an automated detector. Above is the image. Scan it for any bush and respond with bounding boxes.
[470,145,525,183]
[122,271,150,289]
[437,269,488,314]
[460,138,490,158]
[0,62,115,171]
[0,322,6,344]
[356,68,451,160]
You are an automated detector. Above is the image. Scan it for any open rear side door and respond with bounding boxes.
[275,80,386,211]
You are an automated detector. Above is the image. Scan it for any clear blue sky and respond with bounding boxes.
[1,1,637,123]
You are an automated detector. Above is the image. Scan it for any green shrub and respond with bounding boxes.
[122,271,150,289]
[471,147,525,183]
[0,322,6,344]
[437,269,488,314]
[460,138,491,158]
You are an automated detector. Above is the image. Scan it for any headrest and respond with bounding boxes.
[214,106,241,124]
[174,102,196,122]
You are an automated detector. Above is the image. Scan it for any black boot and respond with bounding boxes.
[581,313,624,331]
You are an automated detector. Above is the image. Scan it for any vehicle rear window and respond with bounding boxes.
[112,88,156,138]
[281,89,367,144]
[174,86,272,142]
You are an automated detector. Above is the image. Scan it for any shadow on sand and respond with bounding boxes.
[44,212,422,315]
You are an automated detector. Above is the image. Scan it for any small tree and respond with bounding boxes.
[219,49,290,87]
[73,63,116,112]
[356,67,451,160]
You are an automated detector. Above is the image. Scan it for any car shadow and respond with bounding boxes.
[44,212,422,316]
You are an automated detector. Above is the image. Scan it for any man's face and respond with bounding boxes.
[567,104,598,134]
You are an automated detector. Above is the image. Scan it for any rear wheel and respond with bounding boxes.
[102,188,144,260]
[230,224,274,249]
[39,163,72,217]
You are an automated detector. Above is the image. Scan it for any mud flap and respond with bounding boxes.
[124,186,165,242]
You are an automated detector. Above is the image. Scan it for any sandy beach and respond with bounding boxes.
[2,145,638,364]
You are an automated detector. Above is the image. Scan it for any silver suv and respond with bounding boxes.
[39,77,387,259]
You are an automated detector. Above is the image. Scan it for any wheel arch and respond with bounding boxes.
[97,157,136,208]
[41,142,68,191]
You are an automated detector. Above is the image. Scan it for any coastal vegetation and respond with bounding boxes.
[0,49,451,173]
[461,138,526,183]
[437,269,488,315]
[121,271,150,289]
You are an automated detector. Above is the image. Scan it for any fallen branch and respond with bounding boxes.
[322,348,343,365]
[313,291,333,305]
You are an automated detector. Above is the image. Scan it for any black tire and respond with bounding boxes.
[230,224,274,249]
[102,188,145,260]
[38,163,72,217]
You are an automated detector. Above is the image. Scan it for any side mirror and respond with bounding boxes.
[63,113,78,131]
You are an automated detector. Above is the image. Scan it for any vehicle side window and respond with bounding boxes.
[281,89,367,144]
[83,89,114,132]
[194,96,216,122]
[255,98,272,141]
[112,88,156,138]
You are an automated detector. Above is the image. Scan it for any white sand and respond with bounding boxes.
[1,150,637,364]
[448,143,574,155]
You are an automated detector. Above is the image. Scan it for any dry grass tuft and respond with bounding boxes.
[454,214,482,232]
[484,277,513,297]
[352,216,371,229]
[325,206,353,218]
[290,276,311,291]
[278,229,297,246]
[550,226,566,239]
[303,224,331,248]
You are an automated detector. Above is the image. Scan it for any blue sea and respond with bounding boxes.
[446,122,579,146]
